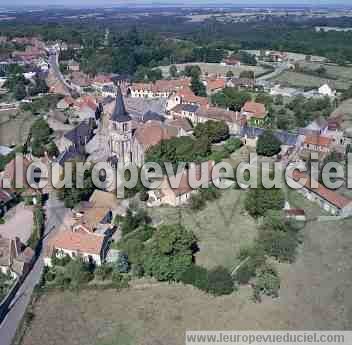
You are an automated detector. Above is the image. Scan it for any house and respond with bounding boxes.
[166,86,209,111]
[0,236,35,278]
[128,79,189,99]
[92,75,114,91]
[227,77,256,90]
[69,71,91,89]
[167,118,193,137]
[290,171,352,216]
[303,135,332,153]
[72,202,113,234]
[44,229,109,266]
[0,189,15,217]
[318,84,336,98]
[170,104,199,123]
[67,59,80,72]
[284,208,306,222]
[221,57,241,67]
[204,78,226,95]
[102,85,116,98]
[241,101,268,127]
[157,161,218,207]
[196,107,243,135]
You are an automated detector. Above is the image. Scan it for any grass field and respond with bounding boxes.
[159,62,269,78]
[271,71,349,91]
[298,62,352,82]
[330,99,352,137]
[20,191,352,345]
[149,188,258,270]
[0,110,35,146]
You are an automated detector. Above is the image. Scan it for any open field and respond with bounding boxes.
[159,62,269,78]
[149,188,258,270]
[0,110,35,146]
[330,99,352,137]
[243,50,326,63]
[271,71,349,91]
[298,62,352,82]
[20,193,352,345]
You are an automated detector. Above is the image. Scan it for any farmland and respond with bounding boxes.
[298,62,352,82]
[159,62,269,78]
[271,71,349,91]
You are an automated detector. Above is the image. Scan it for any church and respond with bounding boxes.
[86,86,179,168]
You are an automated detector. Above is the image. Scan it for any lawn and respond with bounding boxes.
[148,188,258,270]
[271,71,348,91]
[159,62,269,78]
[20,202,352,345]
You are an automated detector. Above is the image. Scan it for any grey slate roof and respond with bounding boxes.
[240,126,298,146]
[111,86,132,123]
[142,110,165,123]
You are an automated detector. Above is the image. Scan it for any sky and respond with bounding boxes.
[1,0,351,8]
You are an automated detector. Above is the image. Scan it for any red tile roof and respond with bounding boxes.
[292,171,352,209]
[135,121,177,150]
[176,86,209,107]
[49,230,105,255]
[242,101,267,119]
[206,78,226,92]
[304,135,332,147]
[197,106,242,124]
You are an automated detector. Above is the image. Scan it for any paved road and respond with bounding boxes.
[0,193,67,345]
[48,52,76,94]
[257,63,288,81]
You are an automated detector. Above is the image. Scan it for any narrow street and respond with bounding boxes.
[0,193,68,345]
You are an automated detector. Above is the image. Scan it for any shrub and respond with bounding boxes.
[256,130,281,157]
[224,137,242,154]
[179,265,209,291]
[253,263,280,300]
[111,271,130,290]
[190,193,206,211]
[95,265,113,281]
[206,266,234,296]
[131,264,144,278]
[116,253,130,273]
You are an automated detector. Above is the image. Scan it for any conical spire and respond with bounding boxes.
[111,86,131,122]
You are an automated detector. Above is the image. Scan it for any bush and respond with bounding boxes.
[224,137,242,154]
[253,263,280,300]
[111,271,130,290]
[95,265,113,281]
[190,193,206,211]
[131,264,144,278]
[116,253,130,273]
[200,186,221,201]
[256,130,281,157]
[206,266,234,296]
[179,265,209,291]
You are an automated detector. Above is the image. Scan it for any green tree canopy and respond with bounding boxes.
[256,130,282,157]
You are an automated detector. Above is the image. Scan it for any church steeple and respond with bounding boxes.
[111,86,131,122]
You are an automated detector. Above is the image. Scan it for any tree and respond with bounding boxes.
[256,130,281,157]
[14,83,26,101]
[239,52,257,66]
[224,137,242,153]
[184,65,201,78]
[239,70,255,79]
[143,224,197,281]
[193,120,229,144]
[244,187,285,219]
[179,265,209,291]
[116,253,130,273]
[190,75,206,97]
[64,259,93,290]
[253,263,280,301]
[30,118,53,157]
[206,266,234,296]
[211,87,251,111]
[169,65,178,78]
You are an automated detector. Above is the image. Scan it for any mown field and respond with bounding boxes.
[19,189,352,345]
[159,62,269,78]
[149,188,258,270]
[271,71,349,91]
[0,110,34,146]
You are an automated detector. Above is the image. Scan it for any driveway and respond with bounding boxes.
[0,203,33,244]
